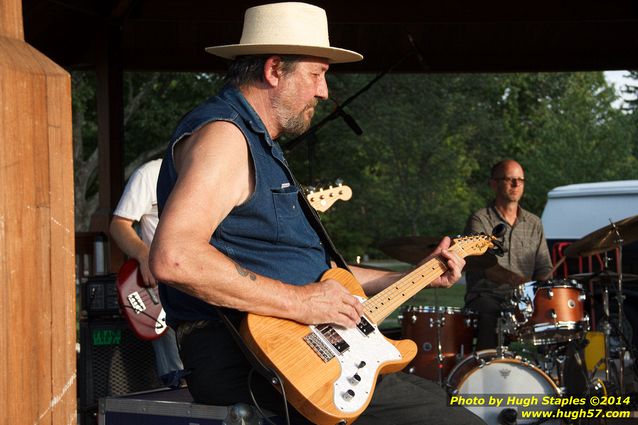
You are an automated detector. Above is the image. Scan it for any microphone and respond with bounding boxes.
[331,99,363,136]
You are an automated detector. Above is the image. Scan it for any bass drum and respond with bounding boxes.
[446,350,560,425]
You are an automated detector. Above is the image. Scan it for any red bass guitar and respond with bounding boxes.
[116,259,168,340]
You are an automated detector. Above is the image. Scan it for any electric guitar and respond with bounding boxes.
[116,259,168,341]
[240,233,500,425]
[307,184,352,212]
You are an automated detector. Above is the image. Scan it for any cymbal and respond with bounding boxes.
[564,214,638,258]
[568,271,638,283]
[377,236,440,264]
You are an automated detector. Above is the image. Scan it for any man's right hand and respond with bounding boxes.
[292,279,363,328]
[138,253,158,287]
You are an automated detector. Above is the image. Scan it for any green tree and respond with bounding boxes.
[497,72,637,214]
[72,72,223,230]
[286,73,507,259]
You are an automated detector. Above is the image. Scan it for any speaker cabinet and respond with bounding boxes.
[78,318,164,424]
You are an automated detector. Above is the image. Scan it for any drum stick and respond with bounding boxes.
[551,256,567,276]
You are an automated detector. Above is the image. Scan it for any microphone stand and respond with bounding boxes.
[283,49,418,153]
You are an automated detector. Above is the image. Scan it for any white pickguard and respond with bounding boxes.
[156,308,168,334]
[310,298,402,414]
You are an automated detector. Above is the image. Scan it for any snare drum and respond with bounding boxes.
[519,279,588,345]
[400,306,476,381]
[446,350,560,424]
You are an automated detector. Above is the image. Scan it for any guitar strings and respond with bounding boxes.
[364,241,475,323]
[365,259,448,323]
[127,288,161,304]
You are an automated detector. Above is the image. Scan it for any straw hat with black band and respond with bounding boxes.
[205,2,363,64]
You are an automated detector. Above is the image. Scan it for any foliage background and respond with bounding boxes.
[72,70,638,261]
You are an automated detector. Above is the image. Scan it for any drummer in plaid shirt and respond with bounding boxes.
[464,159,553,350]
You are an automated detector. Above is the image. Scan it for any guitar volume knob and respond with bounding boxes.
[349,373,361,385]
[342,389,356,401]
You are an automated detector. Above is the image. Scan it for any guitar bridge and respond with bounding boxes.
[127,292,146,314]
[304,332,335,362]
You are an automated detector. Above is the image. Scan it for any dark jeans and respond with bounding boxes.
[465,293,506,351]
[178,320,484,425]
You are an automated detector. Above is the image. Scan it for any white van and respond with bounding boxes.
[541,180,638,242]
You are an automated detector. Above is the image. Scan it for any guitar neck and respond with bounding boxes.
[362,243,466,324]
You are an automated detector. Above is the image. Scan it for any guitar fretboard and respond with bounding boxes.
[363,242,473,324]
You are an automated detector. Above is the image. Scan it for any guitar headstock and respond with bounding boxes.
[307,183,353,212]
[450,225,505,259]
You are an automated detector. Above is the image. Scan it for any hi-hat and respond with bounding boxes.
[377,236,440,264]
[564,214,638,258]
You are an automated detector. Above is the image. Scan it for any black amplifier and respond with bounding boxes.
[82,273,120,317]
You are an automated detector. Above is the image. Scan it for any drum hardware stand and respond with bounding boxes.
[591,358,605,381]
[610,220,626,393]
[601,270,613,385]
[433,288,445,386]
[555,353,567,390]
[593,221,629,394]
[496,316,508,358]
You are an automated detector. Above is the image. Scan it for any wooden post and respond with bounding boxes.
[0,0,76,424]
[91,20,125,272]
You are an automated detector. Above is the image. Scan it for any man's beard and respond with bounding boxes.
[274,97,318,137]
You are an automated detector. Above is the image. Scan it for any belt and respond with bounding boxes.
[175,320,211,347]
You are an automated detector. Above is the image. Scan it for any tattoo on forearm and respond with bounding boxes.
[234,263,257,281]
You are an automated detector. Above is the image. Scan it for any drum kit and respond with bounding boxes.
[383,216,638,424]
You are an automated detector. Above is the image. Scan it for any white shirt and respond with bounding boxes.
[113,159,162,245]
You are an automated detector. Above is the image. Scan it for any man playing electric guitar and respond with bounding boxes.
[150,2,483,424]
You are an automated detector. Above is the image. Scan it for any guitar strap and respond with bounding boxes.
[292,173,351,271]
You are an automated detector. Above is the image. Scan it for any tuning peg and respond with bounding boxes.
[488,240,506,257]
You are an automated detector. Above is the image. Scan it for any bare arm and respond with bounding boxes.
[149,121,362,327]
[110,216,156,286]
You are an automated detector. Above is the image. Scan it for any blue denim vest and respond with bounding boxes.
[157,85,331,324]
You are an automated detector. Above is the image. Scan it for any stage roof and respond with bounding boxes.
[23,0,638,74]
